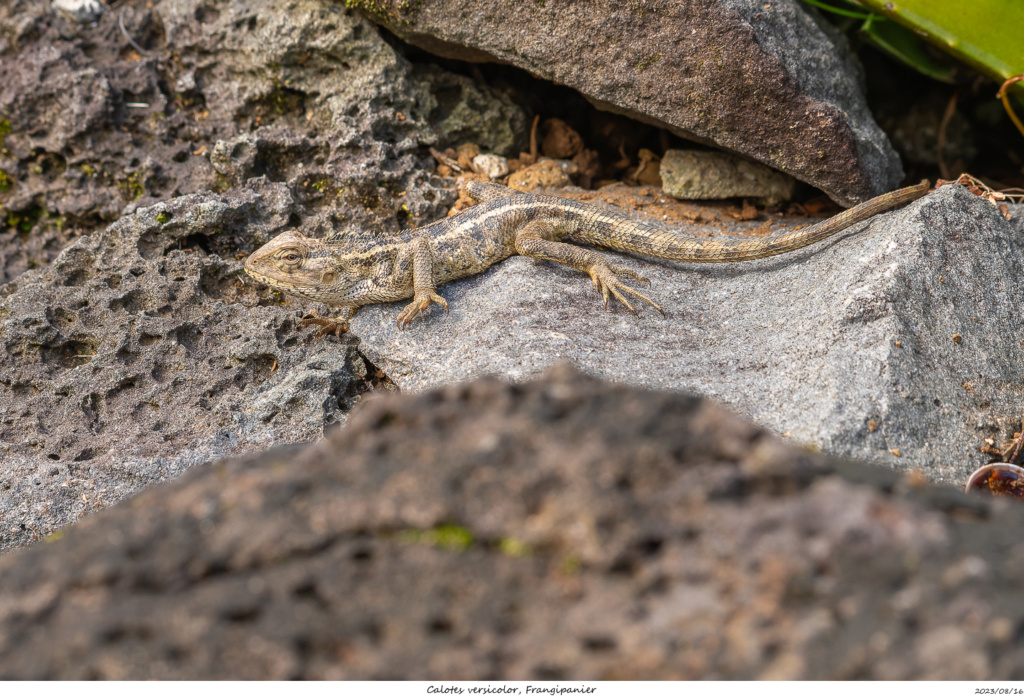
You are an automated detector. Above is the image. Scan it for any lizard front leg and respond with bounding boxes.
[298,305,358,338]
[396,236,449,329]
[514,219,665,316]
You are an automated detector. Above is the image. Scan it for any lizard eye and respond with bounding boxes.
[277,248,302,267]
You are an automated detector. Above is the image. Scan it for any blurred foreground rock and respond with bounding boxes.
[0,366,1021,680]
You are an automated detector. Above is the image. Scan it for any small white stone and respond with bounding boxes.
[53,0,105,23]
[175,70,197,94]
[472,153,509,180]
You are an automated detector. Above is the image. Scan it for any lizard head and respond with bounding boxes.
[245,230,362,305]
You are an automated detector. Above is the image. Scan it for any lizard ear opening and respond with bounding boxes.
[320,271,336,284]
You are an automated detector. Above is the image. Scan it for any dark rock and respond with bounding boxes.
[1,366,1022,679]
[348,0,903,206]
[351,185,1024,484]
[0,180,369,553]
[0,0,215,281]
[0,0,529,550]
[0,0,527,283]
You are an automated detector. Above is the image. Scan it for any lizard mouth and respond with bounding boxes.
[244,266,326,304]
[242,265,272,286]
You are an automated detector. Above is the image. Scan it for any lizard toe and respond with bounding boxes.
[396,307,419,330]
[608,285,638,315]
[398,291,448,329]
[397,290,450,329]
[588,264,663,316]
[298,316,351,339]
[610,264,652,287]
[431,292,449,313]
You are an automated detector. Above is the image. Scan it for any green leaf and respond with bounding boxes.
[857,0,1024,97]
[859,14,956,83]
[800,0,872,20]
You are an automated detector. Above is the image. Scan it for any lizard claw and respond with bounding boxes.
[587,263,664,317]
[397,291,448,330]
[298,315,350,339]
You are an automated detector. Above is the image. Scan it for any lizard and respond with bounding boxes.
[244,178,931,337]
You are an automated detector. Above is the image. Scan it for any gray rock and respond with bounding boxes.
[661,149,797,205]
[351,185,1024,484]
[348,0,902,206]
[0,0,532,552]
[154,0,525,229]
[0,366,1021,679]
[411,64,528,157]
[0,180,372,553]
[0,0,526,282]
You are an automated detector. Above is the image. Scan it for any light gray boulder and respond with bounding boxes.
[352,185,1024,484]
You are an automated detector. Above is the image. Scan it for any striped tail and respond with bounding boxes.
[591,179,931,263]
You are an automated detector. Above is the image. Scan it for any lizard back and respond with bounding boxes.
[451,181,929,264]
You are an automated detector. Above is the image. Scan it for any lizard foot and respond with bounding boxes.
[588,263,665,316]
[397,291,448,330]
[298,316,350,339]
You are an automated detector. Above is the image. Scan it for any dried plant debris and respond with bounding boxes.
[936,174,1023,220]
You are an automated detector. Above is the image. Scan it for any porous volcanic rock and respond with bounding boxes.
[0,180,371,553]
[0,0,530,550]
[347,0,903,206]
[0,366,1021,679]
[0,0,527,282]
[352,185,1024,484]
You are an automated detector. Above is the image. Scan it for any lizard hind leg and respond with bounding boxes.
[513,219,665,316]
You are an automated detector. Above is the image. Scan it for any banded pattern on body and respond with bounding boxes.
[243,179,931,333]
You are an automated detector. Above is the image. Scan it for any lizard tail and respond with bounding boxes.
[600,179,932,263]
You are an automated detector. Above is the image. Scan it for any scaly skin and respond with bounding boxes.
[244,179,931,335]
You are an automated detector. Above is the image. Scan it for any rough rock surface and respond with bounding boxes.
[0,0,528,551]
[352,185,1024,484]
[0,366,1021,680]
[349,0,902,206]
[0,181,371,553]
[0,0,526,283]
[660,149,796,205]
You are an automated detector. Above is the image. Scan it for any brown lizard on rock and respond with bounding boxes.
[244,179,931,337]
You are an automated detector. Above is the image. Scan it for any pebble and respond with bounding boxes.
[472,154,509,180]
